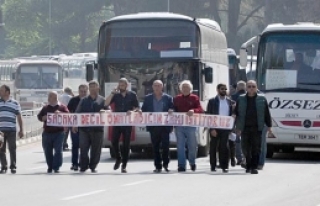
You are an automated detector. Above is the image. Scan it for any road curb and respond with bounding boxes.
[16,135,42,147]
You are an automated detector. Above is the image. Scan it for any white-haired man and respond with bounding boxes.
[173,80,203,172]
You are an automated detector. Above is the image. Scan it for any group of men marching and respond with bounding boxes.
[0,77,272,175]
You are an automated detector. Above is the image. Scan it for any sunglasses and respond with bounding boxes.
[247,85,256,88]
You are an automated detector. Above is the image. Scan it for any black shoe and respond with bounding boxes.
[121,168,127,173]
[257,165,264,170]
[91,169,97,173]
[163,166,170,172]
[11,169,16,174]
[231,158,236,167]
[153,169,162,173]
[178,167,186,172]
[0,168,7,174]
[114,159,121,170]
[54,170,59,173]
[246,169,251,173]
[47,168,52,173]
[190,164,196,171]
[80,168,87,173]
[236,160,242,165]
[222,169,229,173]
[73,165,79,171]
[251,169,258,174]
[211,168,216,172]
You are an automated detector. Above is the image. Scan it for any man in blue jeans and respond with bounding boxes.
[67,84,88,171]
[37,91,69,173]
[173,80,203,172]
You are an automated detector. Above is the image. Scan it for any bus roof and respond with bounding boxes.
[106,12,221,31]
[227,48,237,56]
[107,12,194,23]
[263,22,320,33]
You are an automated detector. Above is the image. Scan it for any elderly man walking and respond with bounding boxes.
[141,80,174,173]
[174,80,203,172]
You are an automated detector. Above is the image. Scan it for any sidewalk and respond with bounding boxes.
[16,135,42,147]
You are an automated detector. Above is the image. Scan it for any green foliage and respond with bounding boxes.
[1,0,320,57]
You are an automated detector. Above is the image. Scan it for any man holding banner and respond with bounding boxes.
[105,78,139,173]
[174,80,203,172]
[74,80,108,173]
[37,91,69,173]
[140,80,174,173]
[206,83,234,173]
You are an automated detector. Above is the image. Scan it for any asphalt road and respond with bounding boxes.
[1,143,320,206]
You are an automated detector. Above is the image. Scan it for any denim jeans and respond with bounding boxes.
[175,126,197,168]
[71,131,80,167]
[42,132,64,171]
[259,126,267,166]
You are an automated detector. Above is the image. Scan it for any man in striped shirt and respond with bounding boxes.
[0,85,23,174]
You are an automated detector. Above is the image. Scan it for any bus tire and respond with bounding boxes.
[197,144,209,157]
[266,145,274,159]
[131,147,143,153]
[282,146,294,153]
[109,147,116,159]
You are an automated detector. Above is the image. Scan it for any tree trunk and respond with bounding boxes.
[227,0,241,49]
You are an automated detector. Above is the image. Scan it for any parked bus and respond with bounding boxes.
[240,22,320,158]
[58,55,97,95]
[87,12,229,157]
[227,48,247,93]
[0,59,63,110]
[0,60,17,98]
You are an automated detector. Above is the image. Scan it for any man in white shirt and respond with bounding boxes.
[59,87,73,150]
[206,83,234,173]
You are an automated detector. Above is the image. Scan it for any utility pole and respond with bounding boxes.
[0,0,5,56]
[167,0,170,12]
[264,0,272,26]
[49,0,52,55]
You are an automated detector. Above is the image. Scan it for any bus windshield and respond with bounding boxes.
[104,62,200,101]
[16,65,62,89]
[100,20,198,59]
[257,33,320,91]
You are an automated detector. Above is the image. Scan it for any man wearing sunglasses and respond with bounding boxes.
[234,80,272,174]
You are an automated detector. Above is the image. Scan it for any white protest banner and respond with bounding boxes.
[46,112,234,130]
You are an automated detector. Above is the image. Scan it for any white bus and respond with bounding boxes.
[0,59,63,110]
[240,22,320,158]
[86,12,229,158]
[58,55,97,95]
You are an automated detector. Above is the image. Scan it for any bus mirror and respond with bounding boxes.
[11,73,15,80]
[64,71,69,78]
[204,67,213,83]
[86,64,94,81]
[239,49,248,67]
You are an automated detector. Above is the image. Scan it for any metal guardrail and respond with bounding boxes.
[20,108,43,138]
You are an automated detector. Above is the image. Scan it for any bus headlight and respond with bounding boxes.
[272,118,278,127]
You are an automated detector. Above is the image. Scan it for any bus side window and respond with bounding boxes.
[204,67,213,83]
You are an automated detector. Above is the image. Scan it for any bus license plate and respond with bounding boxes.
[296,134,319,140]
[138,127,146,132]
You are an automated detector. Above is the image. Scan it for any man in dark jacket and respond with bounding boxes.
[234,80,272,174]
[105,78,139,173]
[207,83,234,173]
[141,80,174,173]
[73,80,108,173]
[67,84,88,171]
[231,81,246,165]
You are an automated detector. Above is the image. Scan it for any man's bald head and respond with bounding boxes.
[236,80,246,91]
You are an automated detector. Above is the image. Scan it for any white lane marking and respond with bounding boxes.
[27,166,47,170]
[122,179,154,186]
[62,190,106,201]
